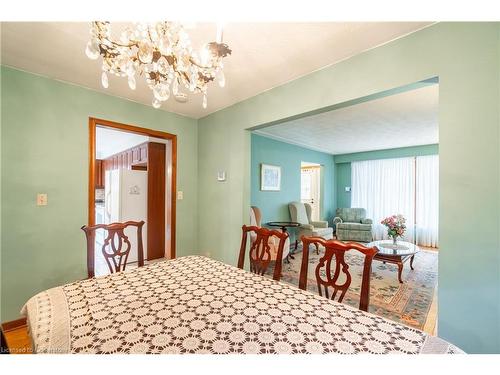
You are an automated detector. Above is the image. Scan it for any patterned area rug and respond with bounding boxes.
[270,247,438,333]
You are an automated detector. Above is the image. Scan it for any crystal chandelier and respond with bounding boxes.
[85,22,231,109]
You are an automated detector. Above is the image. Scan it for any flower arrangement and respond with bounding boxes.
[381,214,406,244]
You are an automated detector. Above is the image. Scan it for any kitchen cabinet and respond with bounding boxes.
[104,142,149,171]
[139,143,148,164]
[95,159,105,188]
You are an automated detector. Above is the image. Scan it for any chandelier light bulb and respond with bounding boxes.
[128,75,136,90]
[153,83,170,101]
[217,70,225,88]
[172,78,179,96]
[138,41,153,64]
[85,41,100,60]
[157,56,169,75]
[120,28,133,44]
[158,35,170,55]
[200,45,210,66]
[216,22,225,44]
[85,21,232,108]
[101,71,109,88]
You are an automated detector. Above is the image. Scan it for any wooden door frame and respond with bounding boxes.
[88,117,177,259]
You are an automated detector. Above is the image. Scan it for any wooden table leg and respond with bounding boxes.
[410,255,415,270]
[374,254,411,283]
[283,226,295,259]
[397,261,404,283]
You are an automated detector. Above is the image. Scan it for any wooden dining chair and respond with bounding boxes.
[299,237,378,311]
[81,221,145,278]
[250,206,290,261]
[238,225,289,281]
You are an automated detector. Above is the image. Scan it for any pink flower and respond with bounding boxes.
[382,214,406,239]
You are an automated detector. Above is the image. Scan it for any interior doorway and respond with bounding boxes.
[88,118,177,276]
[300,162,321,221]
[250,79,439,335]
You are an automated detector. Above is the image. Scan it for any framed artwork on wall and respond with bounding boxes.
[261,163,281,191]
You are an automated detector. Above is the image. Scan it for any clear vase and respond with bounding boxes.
[392,236,397,245]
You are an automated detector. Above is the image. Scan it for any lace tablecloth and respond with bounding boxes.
[22,256,463,354]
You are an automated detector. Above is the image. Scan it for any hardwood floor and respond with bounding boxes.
[3,325,32,354]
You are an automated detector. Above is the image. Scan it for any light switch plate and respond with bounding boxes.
[345,186,351,192]
[177,191,183,200]
[217,171,227,182]
[37,193,48,206]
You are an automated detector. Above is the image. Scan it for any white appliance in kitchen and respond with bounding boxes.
[104,168,148,263]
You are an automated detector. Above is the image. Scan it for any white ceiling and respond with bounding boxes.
[254,84,439,155]
[96,126,148,159]
[1,22,432,119]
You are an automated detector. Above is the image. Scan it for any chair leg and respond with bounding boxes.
[294,240,298,250]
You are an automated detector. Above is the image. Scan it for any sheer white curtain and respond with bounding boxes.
[416,155,439,247]
[351,158,415,242]
[351,155,439,247]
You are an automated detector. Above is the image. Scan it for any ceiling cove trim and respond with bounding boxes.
[253,130,440,158]
[252,130,335,155]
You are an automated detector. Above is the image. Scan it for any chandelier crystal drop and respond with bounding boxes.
[85,22,232,109]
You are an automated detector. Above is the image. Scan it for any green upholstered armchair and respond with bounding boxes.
[288,202,334,250]
[334,208,373,242]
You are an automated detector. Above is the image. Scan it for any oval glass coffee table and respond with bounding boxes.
[367,240,420,283]
[266,221,301,260]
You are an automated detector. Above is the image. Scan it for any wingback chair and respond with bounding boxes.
[288,202,333,251]
[334,208,373,242]
[250,206,290,261]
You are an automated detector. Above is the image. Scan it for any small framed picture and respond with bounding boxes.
[261,164,281,191]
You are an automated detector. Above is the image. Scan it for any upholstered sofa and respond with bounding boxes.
[288,202,334,249]
[333,208,373,242]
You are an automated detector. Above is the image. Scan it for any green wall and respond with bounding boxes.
[250,133,335,231]
[335,144,439,209]
[198,23,500,353]
[0,66,199,321]
[336,163,351,210]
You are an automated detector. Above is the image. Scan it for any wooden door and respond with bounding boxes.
[147,142,166,260]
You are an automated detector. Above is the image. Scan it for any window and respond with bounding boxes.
[351,155,439,247]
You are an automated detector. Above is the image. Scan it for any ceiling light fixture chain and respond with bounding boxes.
[85,21,231,109]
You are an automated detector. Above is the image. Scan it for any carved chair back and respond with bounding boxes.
[299,237,378,311]
[81,220,145,278]
[238,225,288,281]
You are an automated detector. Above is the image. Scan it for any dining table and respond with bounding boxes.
[21,255,463,354]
